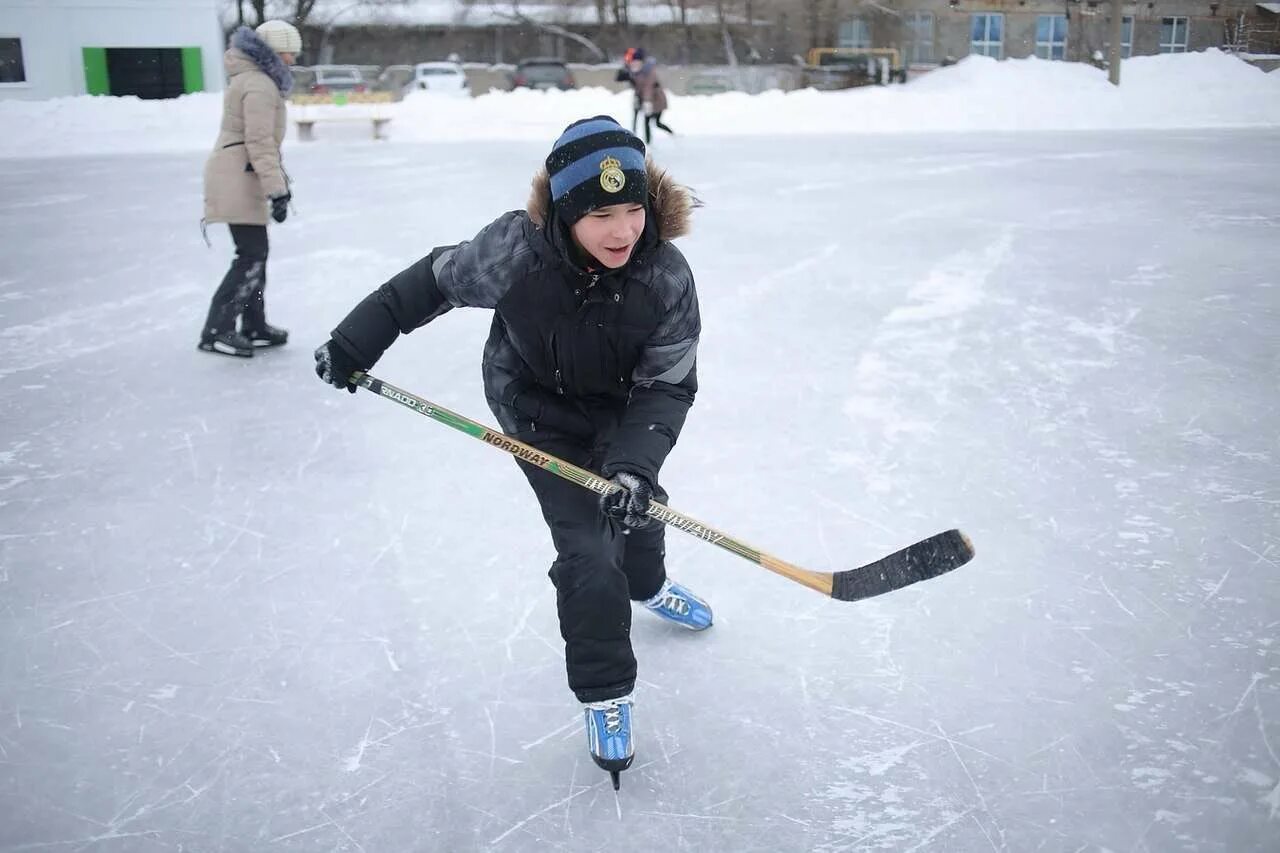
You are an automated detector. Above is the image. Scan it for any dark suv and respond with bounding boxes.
[510,58,575,91]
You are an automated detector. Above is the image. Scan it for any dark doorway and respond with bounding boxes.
[105,48,185,99]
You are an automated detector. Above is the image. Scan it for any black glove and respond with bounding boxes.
[599,471,653,529]
[270,192,290,223]
[313,339,362,394]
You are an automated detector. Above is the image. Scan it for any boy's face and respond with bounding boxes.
[570,203,646,269]
[628,59,643,73]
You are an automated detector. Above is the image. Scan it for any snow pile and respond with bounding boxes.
[0,91,223,160]
[2,50,1278,158]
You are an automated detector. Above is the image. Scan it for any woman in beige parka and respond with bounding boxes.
[199,21,299,357]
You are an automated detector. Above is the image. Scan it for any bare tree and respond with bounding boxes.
[299,0,413,28]
[610,0,630,27]
[805,0,833,50]
[668,0,693,63]
[229,0,407,29]
[715,0,739,66]
[291,0,322,27]
[497,10,609,60]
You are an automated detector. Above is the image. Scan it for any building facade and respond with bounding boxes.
[817,0,1265,66]
[0,0,224,101]
[207,0,1276,73]
[284,2,743,67]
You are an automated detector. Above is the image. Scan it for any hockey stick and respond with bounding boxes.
[350,372,974,602]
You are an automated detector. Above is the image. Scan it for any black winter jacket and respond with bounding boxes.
[331,160,699,486]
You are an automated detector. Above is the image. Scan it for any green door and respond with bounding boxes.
[82,47,109,95]
[181,47,203,93]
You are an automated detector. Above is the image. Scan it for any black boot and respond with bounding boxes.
[242,323,288,348]
[202,225,269,358]
[198,330,254,358]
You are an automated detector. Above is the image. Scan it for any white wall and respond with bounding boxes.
[0,0,224,100]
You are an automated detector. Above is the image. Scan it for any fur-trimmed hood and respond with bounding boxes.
[227,26,293,95]
[526,159,694,242]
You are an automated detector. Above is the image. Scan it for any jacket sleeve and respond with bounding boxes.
[331,212,534,367]
[242,84,287,198]
[601,268,700,486]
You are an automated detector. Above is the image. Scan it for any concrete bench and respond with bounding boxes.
[295,116,391,141]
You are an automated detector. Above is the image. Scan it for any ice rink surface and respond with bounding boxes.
[1,130,1277,851]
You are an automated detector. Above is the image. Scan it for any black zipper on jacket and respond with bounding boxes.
[549,329,564,395]
[550,272,601,396]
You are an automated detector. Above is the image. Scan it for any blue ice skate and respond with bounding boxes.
[584,695,633,789]
[642,579,713,631]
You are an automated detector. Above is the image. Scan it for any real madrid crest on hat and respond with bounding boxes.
[546,116,648,224]
[599,156,626,193]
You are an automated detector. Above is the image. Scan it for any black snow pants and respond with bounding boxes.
[643,112,673,144]
[514,431,668,704]
[204,224,269,336]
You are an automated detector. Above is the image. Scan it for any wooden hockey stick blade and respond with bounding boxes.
[827,529,974,602]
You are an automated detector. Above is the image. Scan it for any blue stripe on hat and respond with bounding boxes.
[553,118,627,149]
[550,146,647,201]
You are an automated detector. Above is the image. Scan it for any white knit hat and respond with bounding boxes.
[256,20,302,55]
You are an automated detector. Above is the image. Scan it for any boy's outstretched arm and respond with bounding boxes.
[315,212,535,386]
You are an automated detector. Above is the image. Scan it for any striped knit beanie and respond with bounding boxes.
[546,116,647,226]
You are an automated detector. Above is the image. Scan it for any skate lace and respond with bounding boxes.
[586,699,629,734]
[601,706,623,733]
[647,586,689,616]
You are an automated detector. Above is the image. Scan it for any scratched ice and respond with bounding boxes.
[1,131,1277,851]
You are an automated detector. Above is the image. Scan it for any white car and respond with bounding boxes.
[404,62,470,97]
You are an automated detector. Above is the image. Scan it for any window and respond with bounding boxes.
[0,37,25,84]
[904,12,935,63]
[1160,17,1189,52]
[970,14,1004,59]
[839,19,871,49]
[1035,15,1068,60]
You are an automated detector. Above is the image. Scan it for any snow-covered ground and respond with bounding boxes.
[1,126,1277,851]
[2,50,1279,160]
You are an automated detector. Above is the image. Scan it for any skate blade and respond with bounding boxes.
[610,770,621,791]
[197,341,253,358]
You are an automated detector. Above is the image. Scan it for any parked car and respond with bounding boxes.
[376,64,415,95]
[510,58,575,91]
[404,61,470,97]
[289,66,315,91]
[309,65,367,95]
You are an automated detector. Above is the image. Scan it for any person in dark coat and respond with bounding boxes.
[313,116,711,787]
[627,49,674,144]
[615,47,642,133]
